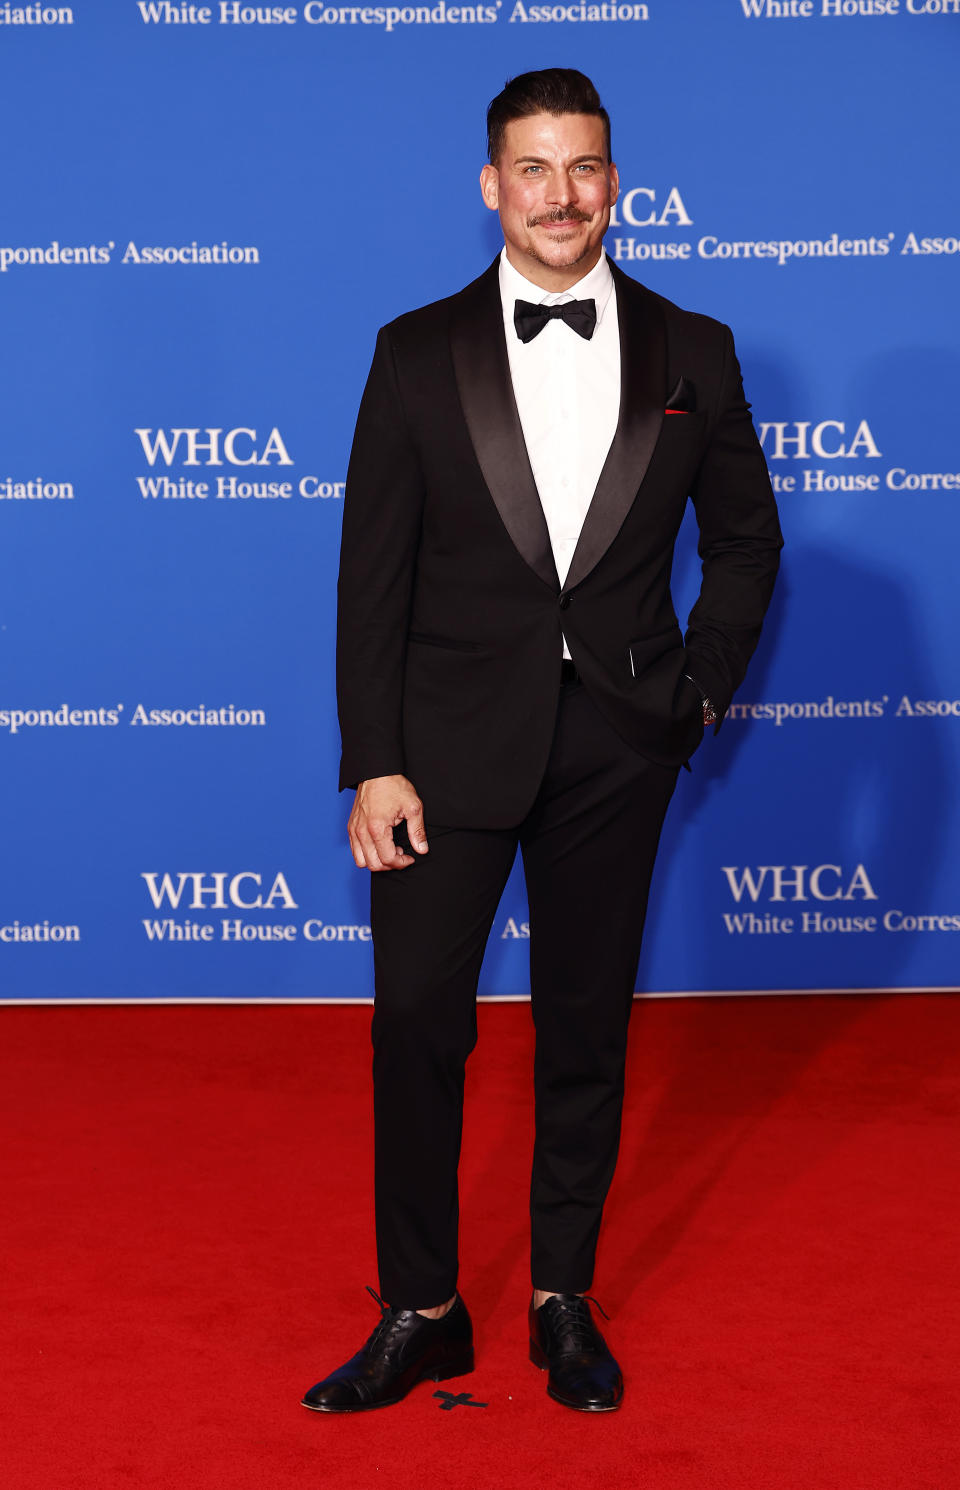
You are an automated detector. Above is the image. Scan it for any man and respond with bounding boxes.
[303,69,781,1415]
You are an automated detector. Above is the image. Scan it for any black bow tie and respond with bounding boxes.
[514,297,597,344]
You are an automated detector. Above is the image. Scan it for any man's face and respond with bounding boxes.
[480,112,619,288]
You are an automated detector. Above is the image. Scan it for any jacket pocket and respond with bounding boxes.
[627,627,683,679]
[408,631,484,654]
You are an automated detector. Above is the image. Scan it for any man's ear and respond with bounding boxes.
[479,163,499,213]
[609,162,619,209]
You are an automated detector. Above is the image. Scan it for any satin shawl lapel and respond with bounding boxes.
[450,261,559,592]
[563,265,667,593]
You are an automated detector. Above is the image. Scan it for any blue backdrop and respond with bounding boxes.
[2,0,959,1001]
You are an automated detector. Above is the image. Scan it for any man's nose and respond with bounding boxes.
[546,172,577,207]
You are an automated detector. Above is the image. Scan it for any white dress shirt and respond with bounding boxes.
[498,247,621,658]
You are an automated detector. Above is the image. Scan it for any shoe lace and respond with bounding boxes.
[551,1293,610,1352]
[363,1285,411,1357]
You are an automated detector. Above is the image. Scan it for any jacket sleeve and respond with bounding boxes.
[683,324,783,727]
[336,327,425,790]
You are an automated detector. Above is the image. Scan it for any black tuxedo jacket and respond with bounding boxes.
[336,257,782,828]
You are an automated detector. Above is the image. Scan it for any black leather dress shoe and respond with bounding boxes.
[301,1288,474,1413]
[529,1293,624,1411]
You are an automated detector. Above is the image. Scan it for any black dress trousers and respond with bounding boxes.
[369,675,680,1309]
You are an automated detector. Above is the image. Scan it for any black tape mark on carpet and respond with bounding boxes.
[433,1390,487,1410]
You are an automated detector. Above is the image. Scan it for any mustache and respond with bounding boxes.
[527,208,592,227]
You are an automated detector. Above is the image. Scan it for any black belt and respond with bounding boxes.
[560,659,581,684]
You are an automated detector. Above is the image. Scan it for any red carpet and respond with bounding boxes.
[3,995,958,1489]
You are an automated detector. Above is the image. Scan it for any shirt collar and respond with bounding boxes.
[499,247,615,326]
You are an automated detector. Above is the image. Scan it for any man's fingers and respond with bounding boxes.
[356,822,392,872]
[372,820,414,871]
[347,821,367,869]
[350,819,385,872]
[346,779,424,872]
[350,817,411,872]
[404,798,429,854]
[365,820,413,872]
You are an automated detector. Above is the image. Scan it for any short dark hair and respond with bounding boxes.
[486,69,611,165]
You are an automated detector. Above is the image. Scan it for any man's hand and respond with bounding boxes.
[347,775,429,872]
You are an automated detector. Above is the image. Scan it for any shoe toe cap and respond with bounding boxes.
[301,1375,367,1412]
[552,1359,624,1411]
[580,1375,623,1409]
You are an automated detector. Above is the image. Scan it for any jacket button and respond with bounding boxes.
[558,593,572,610]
